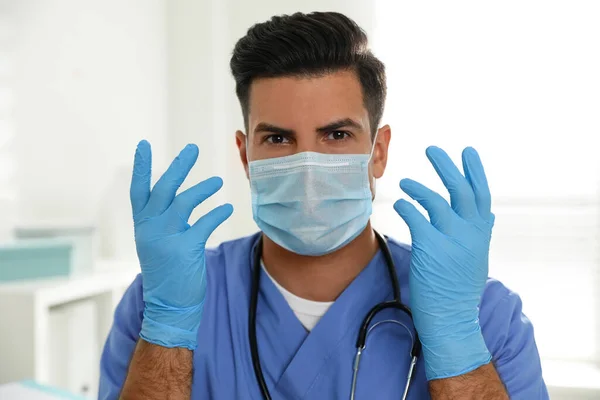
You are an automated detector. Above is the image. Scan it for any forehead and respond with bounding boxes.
[247,70,369,131]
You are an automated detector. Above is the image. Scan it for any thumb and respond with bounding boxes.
[187,203,234,243]
[393,199,429,236]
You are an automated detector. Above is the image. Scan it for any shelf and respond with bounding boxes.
[0,260,140,395]
[0,261,139,307]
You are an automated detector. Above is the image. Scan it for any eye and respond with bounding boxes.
[265,134,290,144]
[326,131,351,141]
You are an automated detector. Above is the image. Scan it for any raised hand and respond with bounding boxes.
[130,140,233,350]
[394,146,494,380]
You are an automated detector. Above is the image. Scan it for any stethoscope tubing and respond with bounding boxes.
[249,232,421,400]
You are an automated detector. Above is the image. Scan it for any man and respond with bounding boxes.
[99,11,548,399]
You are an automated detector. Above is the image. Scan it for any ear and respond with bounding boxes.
[371,124,391,179]
[235,130,250,179]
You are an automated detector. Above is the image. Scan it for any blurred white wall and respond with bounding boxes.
[13,0,168,255]
[0,1,16,241]
[11,0,377,251]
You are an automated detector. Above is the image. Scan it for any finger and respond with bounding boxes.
[462,147,492,220]
[130,140,152,216]
[188,203,234,243]
[172,177,224,222]
[400,178,453,233]
[393,199,430,236]
[425,146,478,220]
[146,144,199,215]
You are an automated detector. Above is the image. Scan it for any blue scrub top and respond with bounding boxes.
[99,233,548,399]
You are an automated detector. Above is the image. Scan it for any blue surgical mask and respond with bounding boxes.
[248,151,373,256]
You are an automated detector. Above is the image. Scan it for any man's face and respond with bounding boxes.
[236,69,391,191]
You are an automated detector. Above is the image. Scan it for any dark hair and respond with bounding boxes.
[230,11,386,137]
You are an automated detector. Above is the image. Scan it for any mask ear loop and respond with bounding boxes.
[367,128,380,194]
[245,134,254,164]
[368,128,380,162]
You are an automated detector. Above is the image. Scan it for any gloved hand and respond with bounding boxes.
[394,146,494,380]
[130,140,233,350]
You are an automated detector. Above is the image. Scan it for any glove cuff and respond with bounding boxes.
[422,328,492,381]
[139,305,203,350]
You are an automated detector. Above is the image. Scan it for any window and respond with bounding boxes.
[371,1,600,363]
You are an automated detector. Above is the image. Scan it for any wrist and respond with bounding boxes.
[140,303,204,350]
[421,325,491,381]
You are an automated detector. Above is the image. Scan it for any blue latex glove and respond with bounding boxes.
[130,140,233,350]
[394,146,494,380]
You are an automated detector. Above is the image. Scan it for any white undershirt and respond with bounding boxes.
[261,261,333,331]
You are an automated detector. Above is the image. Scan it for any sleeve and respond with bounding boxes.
[479,280,549,400]
[98,274,144,400]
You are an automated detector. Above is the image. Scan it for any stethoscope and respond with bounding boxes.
[249,231,422,400]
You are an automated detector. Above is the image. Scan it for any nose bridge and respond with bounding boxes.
[295,127,319,153]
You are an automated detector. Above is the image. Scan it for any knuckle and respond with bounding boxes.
[451,183,473,202]
[171,195,184,210]
[477,191,492,205]
[431,194,448,210]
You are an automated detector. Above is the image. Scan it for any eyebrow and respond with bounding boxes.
[316,118,364,133]
[254,122,294,135]
[253,118,364,135]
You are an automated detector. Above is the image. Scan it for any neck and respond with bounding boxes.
[261,223,379,302]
